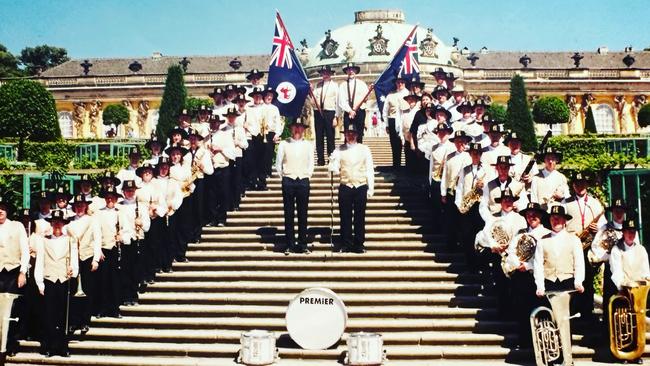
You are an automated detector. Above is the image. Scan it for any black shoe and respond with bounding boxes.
[81,325,90,334]
[147,279,155,285]
[317,161,325,166]
[44,351,52,358]
[217,222,225,227]
[353,245,366,254]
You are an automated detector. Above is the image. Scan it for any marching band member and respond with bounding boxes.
[116,148,143,190]
[117,180,150,306]
[410,93,433,177]
[408,77,425,97]
[187,127,214,242]
[234,94,251,194]
[276,119,315,254]
[504,202,550,347]
[166,143,192,262]
[225,102,249,211]
[52,186,74,219]
[77,174,104,215]
[431,85,451,108]
[329,124,375,253]
[479,156,527,223]
[446,84,466,121]
[455,142,486,268]
[430,68,448,90]
[32,191,53,236]
[451,101,478,135]
[194,105,212,138]
[244,87,266,190]
[338,63,369,143]
[96,185,124,318]
[533,205,585,296]
[206,111,237,227]
[505,132,538,183]
[34,209,78,357]
[65,194,101,333]
[153,157,183,273]
[415,105,438,159]
[475,188,527,316]
[244,69,265,100]
[0,197,29,355]
[143,134,166,166]
[209,87,226,111]
[472,99,488,127]
[562,171,606,322]
[529,147,569,210]
[480,123,509,179]
[262,87,283,180]
[401,93,420,173]
[135,163,164,286]
[166,127,190,158]
[440,130,471,248]
[382,76,409,170]
[427,122,453,227]
[312,65,339,166]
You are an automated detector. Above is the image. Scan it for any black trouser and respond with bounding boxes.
[142,217,163,281]
[173,197,191,260]
[404,143,416,173]
[343,110,366,143]
[211,166,231,225]
[77,257,96,327]
[98,247,121,317]
[545,278,574,292]
[338,184,368,249]
[43,279,69,355]
[510,270,540,346]
[574,250,595,320]
[430,180,443,233]
[157,217,173,272]
[602,262,617,337]
[242,143,253,189]
[120,242,139,303]
[460,204,483,269]
[264,132,276,177]
[282,177,310,248]
[443,193,460,247]
[387,118,403,169]
[486,251,510,317]
[229,158,243,209]
[191,178,205,242]
[0,267,23,350]
[250,135,265,187]
[314,110,336,164]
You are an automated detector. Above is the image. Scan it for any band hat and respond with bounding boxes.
[197,105,213,114]
[468,142,482,153]
[223,106,241,118]
[236,85,247,95]
[540,146,563,162]
[446,72,459,81]
[21,208,30,218]
[187,127,204,141]
[549,204,573,221]
[248,87,264,97]
[450,84,465,93]
[77,174,93,184]
[342,62,361,74]
[70,194,89,206]
[432,104,452,121]
[484,116,502,128]
[344,124,360,134]
[246,69,265,80]
[317,65,336,75]
[156,156,171,169]
[178,109,191,120]
[145,135,166,150]
[99,185,123,199]
[449,130,472,143]
[263,86,278,99]
[135,162,156,178]
[99,171,121,187]
[473,99,488,109]
[403,93,421,102]
[394,73,408,83]
[571,171,594,184]
[164,143,189,157]
[503,131,522,145]
[53,186,73,202]
[488,124,505,134]
[408,77,425,89]
[432,85,451,98]
[288,118,310,128]
[224,84,237,93]
[492,155,515,167]
[232,94,247,104]
[208,87,223,98]
[46,209,69,223]
[121,179,139,191]
[456,101,474,113]
[494,187,519,203]
[622,219,638,231]
[606,198,628,211]
[434,122,453,134]
[519,202,549,219]
[0,196,14,213]
[168,127,189,140]
[430,67,446,77]
[209,114,223,124]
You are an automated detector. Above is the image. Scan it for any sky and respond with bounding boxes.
[1,0,649,59]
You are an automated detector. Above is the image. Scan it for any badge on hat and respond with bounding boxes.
[121,180,138,191]
[519,202,549,218]
[434,122,453,134]
[468,143,482,153]
[495,187,518,203]
[70,194,88,206]
[492,155,514,166]
[622,219,637,231]
[449,130,471,142]
[100,171,121,187]
[46,209,69,223]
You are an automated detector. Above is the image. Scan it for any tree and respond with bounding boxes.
[638,104,650,128]
[0,79,61,159]
[506,75,537,151]
[532,96,570,129]
[102,104,130,137]
[486,103,507,124]
[584,106,598,134]
[19,45,70,75]
[156,65,186,141]
[0,44,21,78]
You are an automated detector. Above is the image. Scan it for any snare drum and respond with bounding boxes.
[238,330,277,366]
[345,332,385,366]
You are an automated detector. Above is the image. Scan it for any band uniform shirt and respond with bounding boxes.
[480,144,511,180]
[34,233,79,293]
[118,198,151,244]
[221,123,249,158]
[478,177,527,222]
[475,209,527,250]
[416,120,439,159]
[243,104,264,138]
[475,132,491,149]
[440,150,470,196]
[275,138,315,180]
[509,152,538,181]
[451,117,482,139]
[329,143,375,195]
[382,88,409,128]
[153,176,183,217]
[144,153,163,166]
[529,169,570,209]
[429,140,454,183]
[338,79,369,114]
[609,240,650,290]
[66,214,101,263]
[169,162,192,194]
[562,194,606,235]
[262,103,284,135]
[96,207,128,250]
[207,125,237,169]
[82,193,106,215]
[454,163,488,210]
[117,166,142,192]
[533,229,585,292]
[189,146,215,178]
[590,221,639,263]
[401,107,418,141]
[313,80,339,112]
[505,224,551,272]
[0,219,29,273]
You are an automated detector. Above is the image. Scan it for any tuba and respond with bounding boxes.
[0,293,20,354]
[530,291,580,366]
[608,280,650,361]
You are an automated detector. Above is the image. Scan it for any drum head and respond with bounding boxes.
[285,287,348,350]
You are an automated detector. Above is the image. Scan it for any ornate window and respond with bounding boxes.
[593,104,615,134]
[58,111,73,138]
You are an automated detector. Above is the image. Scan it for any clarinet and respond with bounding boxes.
[26,220,31,280]
[135,199,141,256]
[520,130,552,181]
[115,208,121,270]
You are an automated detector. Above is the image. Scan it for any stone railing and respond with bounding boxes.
[38,72,246,89]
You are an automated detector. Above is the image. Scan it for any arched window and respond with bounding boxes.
[593,104,615,134]
[58,111,73,138]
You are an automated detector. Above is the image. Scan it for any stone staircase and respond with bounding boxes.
[7,137,646,365]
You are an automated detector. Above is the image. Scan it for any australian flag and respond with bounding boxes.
[267,12,310,118]
[374,25,419,118]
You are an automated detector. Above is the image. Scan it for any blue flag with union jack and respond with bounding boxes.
[267,12,310,118]
[374,26,419,118]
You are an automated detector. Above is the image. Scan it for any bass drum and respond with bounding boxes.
[238,329,277,366]
[345,332,385,366]
[285,287,348,350]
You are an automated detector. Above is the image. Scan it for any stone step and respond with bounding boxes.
[236,201,429,210]
[228,208,432,217]
[222,216,429,227]
[155,270,476,282]
[170,259,464,270]
[185,242,457,256]
[200,232,440,241]
[242,188,420,197]
[181,252,449,262]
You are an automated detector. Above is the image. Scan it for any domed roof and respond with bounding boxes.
[303,10,456,70]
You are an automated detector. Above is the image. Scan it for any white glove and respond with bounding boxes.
[367,189,374,198]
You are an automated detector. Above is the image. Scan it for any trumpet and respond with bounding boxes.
[608,280,650,361]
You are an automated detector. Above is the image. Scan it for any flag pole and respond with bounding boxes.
[352,24,419,113]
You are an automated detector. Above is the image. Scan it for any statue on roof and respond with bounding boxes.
[368,24,389,56]
[319,29,339,60]
[419,28,438,58]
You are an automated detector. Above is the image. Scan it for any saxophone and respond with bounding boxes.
[458,170,486,214]
[608,280,650,362]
